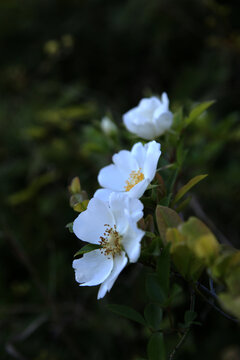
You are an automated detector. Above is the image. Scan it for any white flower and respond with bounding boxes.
[123,93,173,140]
[95,141,161,201]
[72,192,144,299]
[100,116,118,136]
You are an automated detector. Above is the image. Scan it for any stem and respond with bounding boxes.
[195,287,239,323]
[169,288,195,360]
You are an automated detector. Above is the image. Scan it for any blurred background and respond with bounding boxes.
[0,0,239,359]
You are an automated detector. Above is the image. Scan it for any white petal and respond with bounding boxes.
[125,117,157,140]
[125,196,144,222]
[128,178,149,199]
[122,224,145,263]
[73,197,114,244]
[108,192,129,233]
[73,249,113,286]
[94,188,113,202]
[97,252,127,299]
[153,111,173,136]
[161,92,169,107]
[138,97,161,115]
[98,164,127,191]
[143,141,161,181]
[108,192,144,233]
[113,150,138,173]
[131,142,147,168]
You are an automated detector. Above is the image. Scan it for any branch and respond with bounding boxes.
[169,288,195,360]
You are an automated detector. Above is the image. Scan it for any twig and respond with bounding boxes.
[195,287,239,323]
[169,288,195,360]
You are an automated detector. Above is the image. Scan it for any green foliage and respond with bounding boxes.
[147,333,166,360]
[173,174,208,205]
[155,205,182,243]
[1,0,240,358]
[166,217,220,280]
[107,304,146,326]
[144,303,163,331]
[74,244,102,257]
[184,101,215,127]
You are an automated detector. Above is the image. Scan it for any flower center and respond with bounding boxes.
[124,168,144,191]
[99,224,122,257]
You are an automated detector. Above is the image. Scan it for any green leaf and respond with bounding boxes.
[66,222,73,233]
[147,333,166,360]
[74,244,102,257]
[144,303,163,331]
[173,174,208,204]
[218,292,240,320]
[180,217,219,263]
[146,274,166,303]
[166,232,204,281]
[156,244,171,295]
[107,304,146,326]
[155,205,182,243]
[185,100,215,126]
[184,310,197,324]
[69,176,81,194]
[73,199,89,212]
[145,231,156,239]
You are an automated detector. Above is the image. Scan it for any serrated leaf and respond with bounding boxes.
[173,174,208,204]
[155,205,182,243]
[147,333,166,360]
[185,100,215,126]
[144,303,163,331]
[107,304,146,326]
[74,244,102,257]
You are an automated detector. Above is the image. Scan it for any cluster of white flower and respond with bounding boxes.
[72,93,173,299]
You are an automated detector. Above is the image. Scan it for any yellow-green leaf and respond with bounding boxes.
[173,174,208,204]
[185,100,215,126]
[74,199,89,212]
[219,292,240,320]
[69,176,81,194]
[155,205,182,243]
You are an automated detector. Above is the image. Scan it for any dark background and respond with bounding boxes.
[0,0,239,359]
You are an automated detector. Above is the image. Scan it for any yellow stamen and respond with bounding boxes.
[124,168,144,192]
[99,224,122,257]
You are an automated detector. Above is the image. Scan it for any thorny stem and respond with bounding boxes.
[169,287,195,360]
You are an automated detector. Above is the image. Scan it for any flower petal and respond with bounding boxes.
[98,164,127,191]
[97,251,127,299]
[122,223,145,263]
[131,142,147,168]
[113,150,138,173]
[143,141,161,181]
[108,192,144,233]
[128,178,149,199]
[124,116,157,139]
[73,197,114,244]
[94,188,113,202]
[153,111,173,136]
[73,249,113,286]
